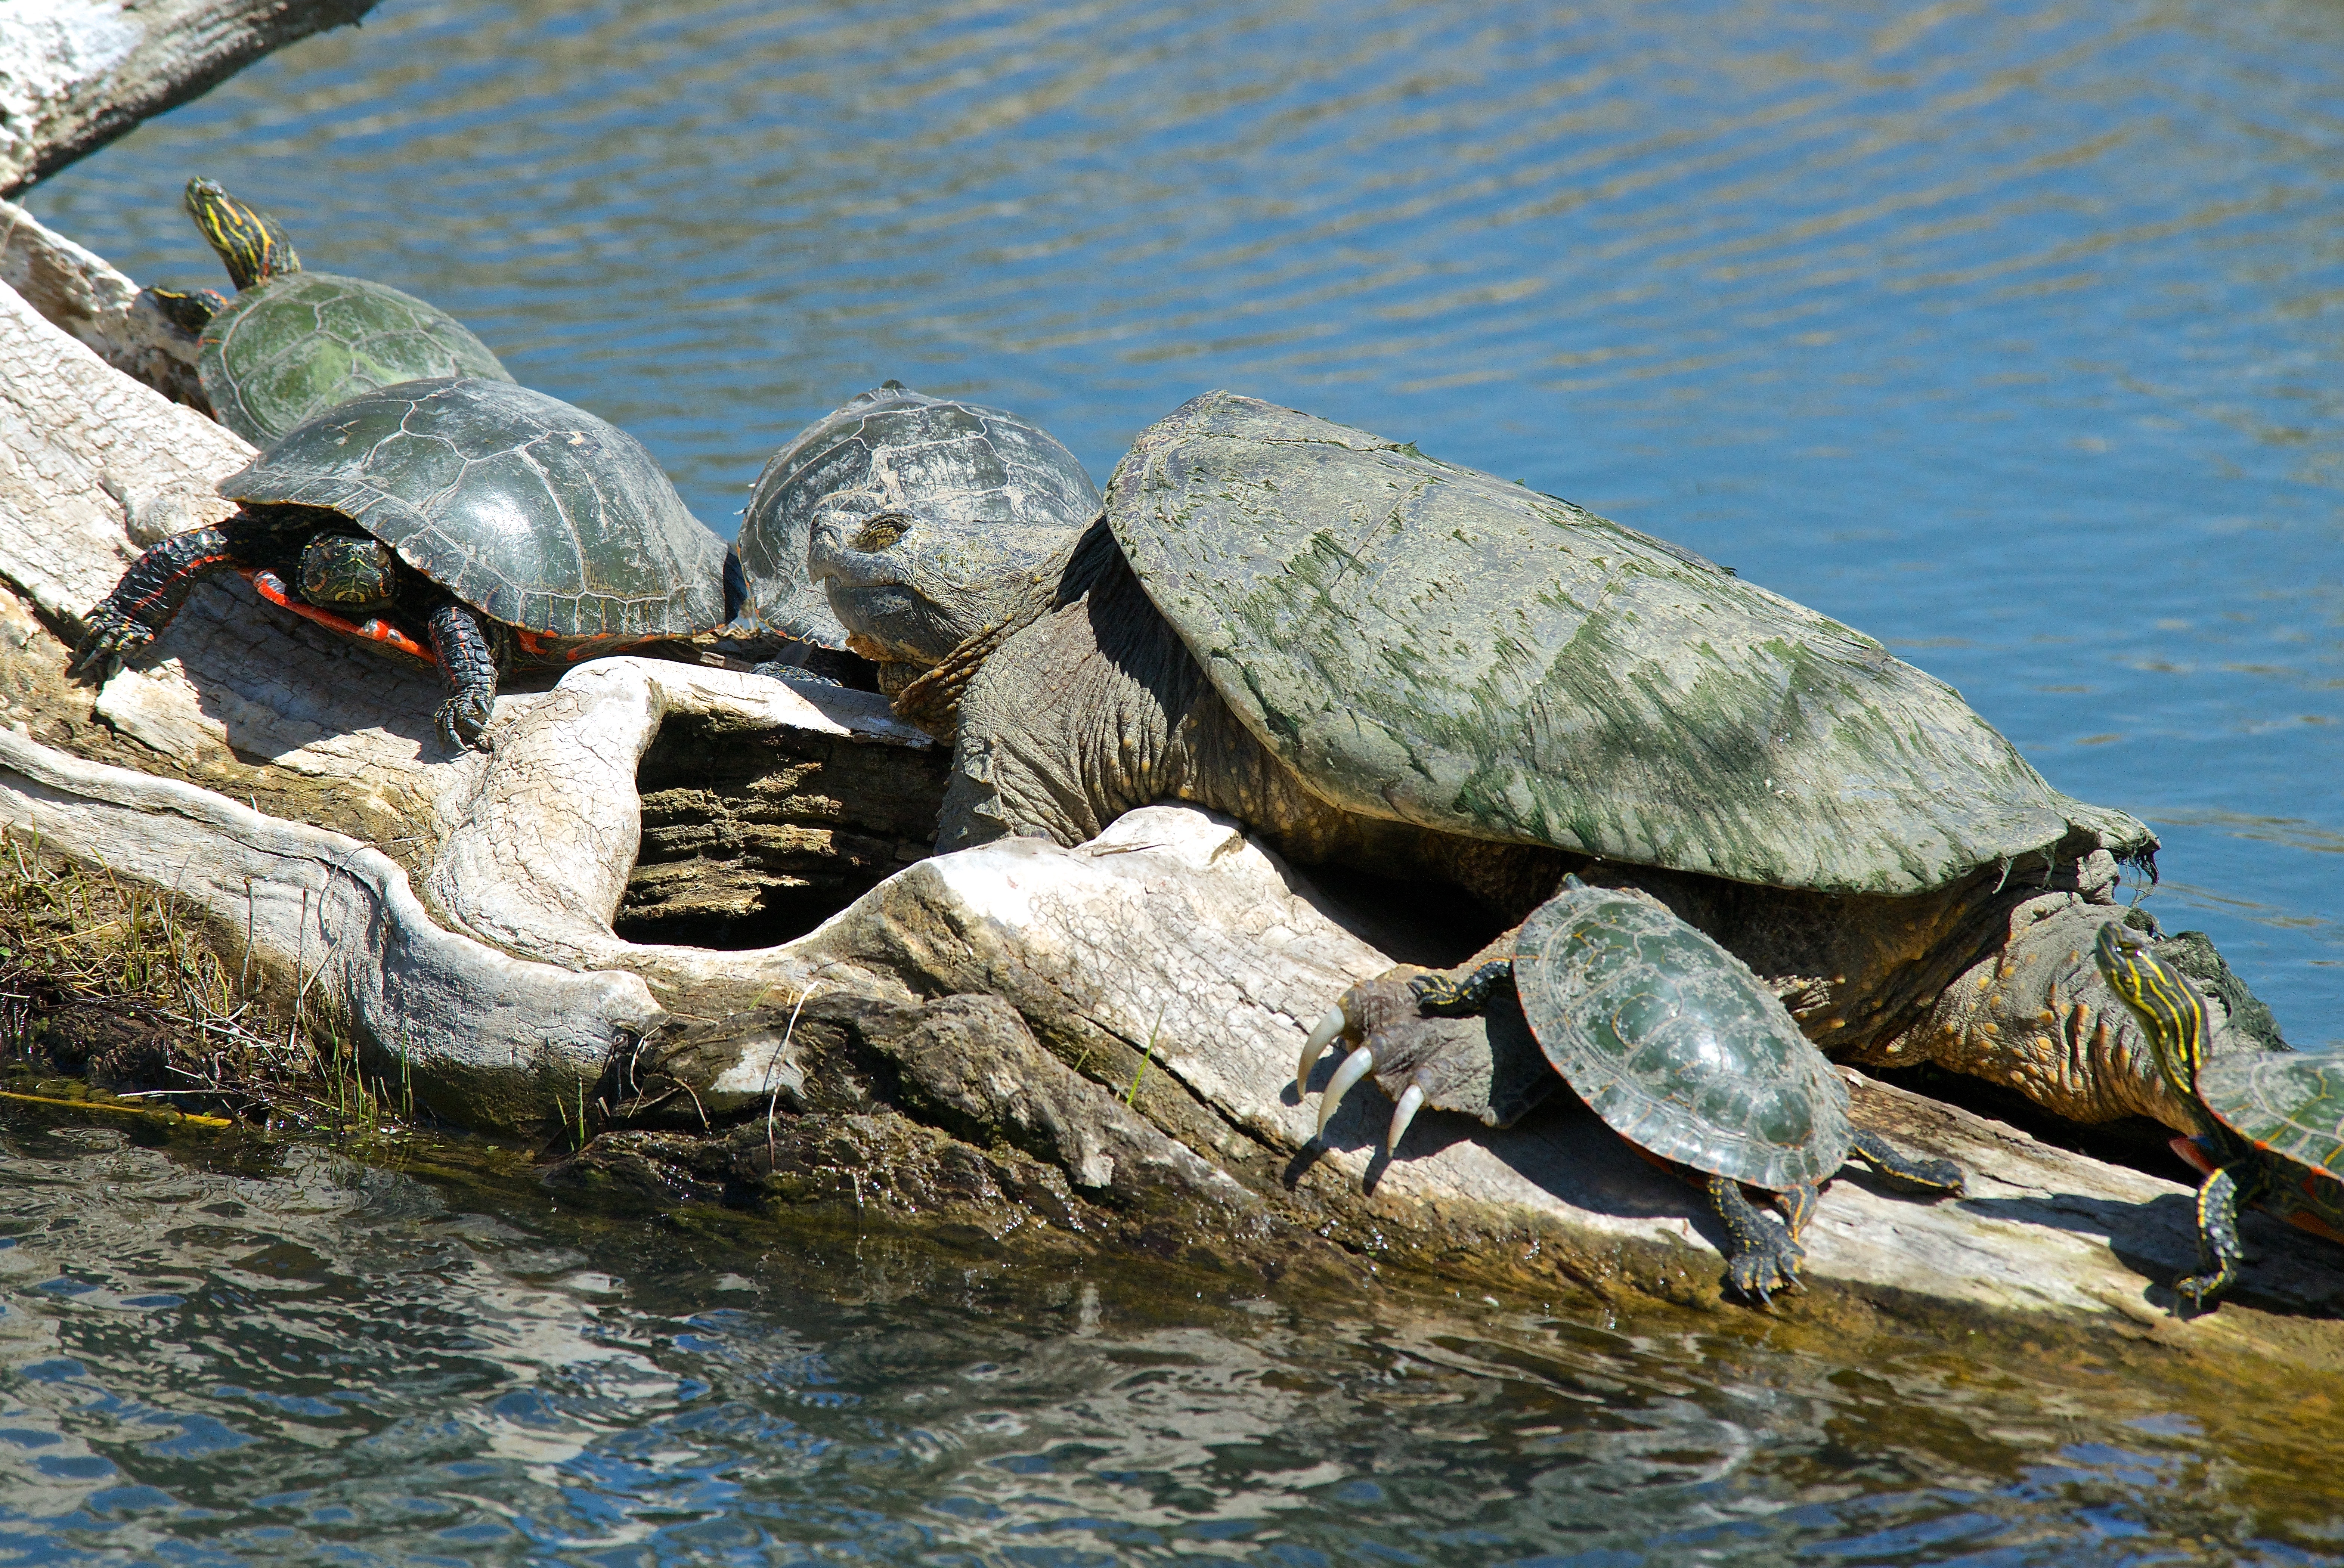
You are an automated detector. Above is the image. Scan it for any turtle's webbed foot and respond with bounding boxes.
[1847,1128,1967,1197]
[1710,1174,1805,1306]
[66,524,242,682]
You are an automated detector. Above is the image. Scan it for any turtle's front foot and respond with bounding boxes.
[66,602,155,682]
[427,601,503,751]
[2174,1162,2250,1315]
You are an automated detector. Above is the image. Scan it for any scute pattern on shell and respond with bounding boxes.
[219,377,729,639]
[1108,391,2153,896]
[200,271,513,445]
[1514,884,1851,1190]
[736,384,1103,646]
[2197,1050,2344,1183]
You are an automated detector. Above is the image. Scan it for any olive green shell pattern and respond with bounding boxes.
[1108,392,2152,896]
[1514,883,1850,1189]
[219,377,729,639]
[736,383,1102,647]
[2198,1050,2344,1182]
[200,271,513,446]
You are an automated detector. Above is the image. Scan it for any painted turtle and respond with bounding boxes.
[67,377,734,750]
[806,390,2280,1133]
[1365,879,1964,1302]
[147,178,512,444]
[2093,921,2343,1312]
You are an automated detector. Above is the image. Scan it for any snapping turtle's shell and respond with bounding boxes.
[219,377,729,639]
[736,383,1102,647]
[1515,883,1850,1189]
[1106,391,2150,896]
[199,271,513,445]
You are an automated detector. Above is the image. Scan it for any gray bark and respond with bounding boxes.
[0,0,380,196]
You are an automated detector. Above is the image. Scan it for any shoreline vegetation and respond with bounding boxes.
[4,0,2343,1375]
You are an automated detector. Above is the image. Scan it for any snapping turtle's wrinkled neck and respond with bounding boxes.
[890,516,1112,736]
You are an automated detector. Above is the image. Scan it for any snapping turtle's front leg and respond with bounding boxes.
[1297,940,1557,1157]
[68,524,246,681]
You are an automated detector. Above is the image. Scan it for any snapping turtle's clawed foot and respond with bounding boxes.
[1295,958,1555,1169]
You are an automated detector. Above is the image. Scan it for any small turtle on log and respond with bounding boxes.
[68,377,734,750]
[2094,921,2342,1312]
[805,388,2278,1130]
[732,382,1100,678]
[147,178,512,443]
[1368,878,1963,1301]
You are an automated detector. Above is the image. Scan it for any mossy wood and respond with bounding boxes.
[201,270,510,444]
[1108,392,2149,895]
[225,376,728,640]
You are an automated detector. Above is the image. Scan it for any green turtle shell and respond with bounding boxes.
[736,383,1102,647]
[200,270,513,446]
[2196,1051,2344,1182]
[218,377,728,639]
[1514,882,1850,1188]
[1106,391,2152,896]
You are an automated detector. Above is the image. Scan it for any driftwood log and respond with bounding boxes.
[0,0,378,196]
[0,53,2338,1352]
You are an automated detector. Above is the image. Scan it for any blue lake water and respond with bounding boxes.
[11,0,2344,1559]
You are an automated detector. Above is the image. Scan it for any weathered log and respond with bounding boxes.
[3,230,2340,1354]
[0,0,379,196]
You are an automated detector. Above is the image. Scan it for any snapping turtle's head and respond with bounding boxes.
[808,490,1080,670]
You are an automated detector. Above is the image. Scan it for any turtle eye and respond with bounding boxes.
[851,515,910,553]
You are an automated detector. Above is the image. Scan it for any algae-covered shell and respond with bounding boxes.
[219,377,728,639]
[1106,390,2150,896]
[737,383,1102,647]
[1514,882,1850,1189]
[200,270,513,445]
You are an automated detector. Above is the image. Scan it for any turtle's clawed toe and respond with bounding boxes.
[435,691,494,752]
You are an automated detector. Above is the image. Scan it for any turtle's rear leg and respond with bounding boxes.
[68,524,248,681]
[1710,1175,1805,1304]
[1846,1128,1967,1196]
[426,601,510,751]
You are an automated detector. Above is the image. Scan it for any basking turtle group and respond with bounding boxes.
[64,180,2317,1308]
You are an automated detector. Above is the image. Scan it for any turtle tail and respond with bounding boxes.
[184,178,299,291]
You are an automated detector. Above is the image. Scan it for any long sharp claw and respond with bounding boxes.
[1386,1084,1424,1155]
[1315,1045,1377,1140]
[1297,1004,1348,1096]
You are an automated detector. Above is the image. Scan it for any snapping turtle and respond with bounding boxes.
[2094,921,2342,1311]
[68,377,733,750]
[808,389,2277,1133]
[1378,878,1963,1300]
[733,383,1102,666]
[146,178,512,444]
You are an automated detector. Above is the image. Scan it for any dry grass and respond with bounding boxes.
[0,828,409,1134]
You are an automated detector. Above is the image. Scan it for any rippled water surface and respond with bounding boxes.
[3,1117,2344,1566]
[13,0,2344,1559]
